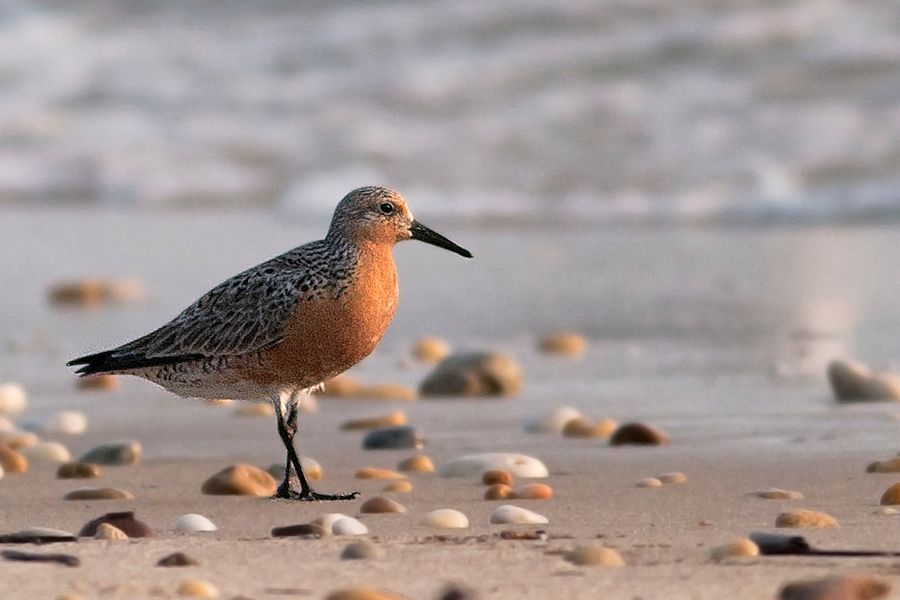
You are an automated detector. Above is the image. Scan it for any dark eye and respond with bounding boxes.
[379,202,394,215]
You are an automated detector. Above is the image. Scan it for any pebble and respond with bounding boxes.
[177,579,219,599]
[657,471,687,485]
[2,549,80,568]
[0,383,27,415]
[609,422,670,446]
[875,507,899,516]
[636,477,662,488]
[775,509,839,528]
[489,505,549,525]
[175,514,218,533]
[412,337,451,363]
[0,464,5,480]
[880,483,900,505]
[538,332,587,356]
[44,410,88,435]
[485,483,514,500]
[358,383,418,402]
[564,545,625,567]
[76,374,120,391]
[94,523,128,541]
[752,488,804,500]
[234,403,274,417]
[359,496,407,514]
[343,411,407,431]
[562,417,618,438]
[266,457,322,482]
[482,470,514,486]
[312,513,354,534]
[0,430,38,449]
[341,541,385,560]
[437,585,479,600]
[21,441,71,463]
[0,527,77,544]
[325,588,409,600]
[827,359,900,402]
[0,415,14,431]
[383,480,413,493]
[779,575,890,600]
[158,552,201,567]
[421,509,469,529]
[710,538,760,561]
[0,446,27,473]
[420,352,523,397]
[511,483,553,500]
[57,462,101,479]
[47,277,145,307]
[320,375,364,398]
[396,455,434,473]
[524,406,584,434]
[79,511,152,537]
[272,523,327,538]
[439,453,549,478]
[867,458,900,473]
[362,426,423,450]
[64,487,134,501]
[201,464,276,496]
[79,441,141,465]
[355,467,407,480]
[332,517,370,536]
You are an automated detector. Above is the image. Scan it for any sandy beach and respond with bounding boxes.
[1,210,900,599]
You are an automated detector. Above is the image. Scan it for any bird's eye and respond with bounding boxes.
[379,202,395,215]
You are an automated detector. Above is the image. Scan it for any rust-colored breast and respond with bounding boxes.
[260,244,398,388]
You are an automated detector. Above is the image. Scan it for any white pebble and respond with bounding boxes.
[439,453,549,479]
[45,411,88,435]
[489,504,549,525]
[422,509,469,529]
[875,506,900,516]
[20,441,70,463]
[332,517,369,536]
[524,407,583,434]
[175,513,218,533]
[636,477,662,488]
[0,415,16,432]
[0,383,27,415]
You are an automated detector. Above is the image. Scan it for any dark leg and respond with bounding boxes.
[272,393,358,502]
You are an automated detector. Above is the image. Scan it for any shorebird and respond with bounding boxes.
[68,186,472,501]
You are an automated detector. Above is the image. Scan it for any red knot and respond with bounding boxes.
[68,186,471,501]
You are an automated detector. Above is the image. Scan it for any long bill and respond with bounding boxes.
[409,220,473,258]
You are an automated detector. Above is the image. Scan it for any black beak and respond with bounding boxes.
[409,220,472,258]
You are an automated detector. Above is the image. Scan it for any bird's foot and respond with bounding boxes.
[273,485,359,502]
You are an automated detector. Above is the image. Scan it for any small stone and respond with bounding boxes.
[0,430,38,449]
[201,464,276,496]
[76,374,119,391]
[875,507,899,516]
[524,406,584,434]
[332,517,370,536]
[64,487,134,501]
[94,523,128,541]
[752,488,804,500]
[355,467,407,480]
[564,546,625,567]
[538,332,587,356]
[271,523,328,538]
[175,514,217,533]
[325,588,409,600]
[880,482,900,505]
[79,441,141,465]
[267,456,323,482]
[609,422,670,446]
[320,375,363,398]
[0,527,77,544]
[79,511,152,537]
[234,403,274,417]
[636,478,662,488]
[0,415,14,431]
[779,575,890,600]
[482,470,514,486]
[775,509,839,528]
[420,352,523,397]
[2,549,79,567]
[710,538,760,561]
[484,483,513,500]
[489,505,549,525]
[440,453,548,478]
[158,552,200,567]
[828,359,900,402]
[44,410,88,435]
[397,455,434,473]
[358,383,418,402]
[0,446,27,473]
[20,441,71,463]
[205,398,234,406]
[57,462,101,479]
[421,509,469,529]
[312,513,353,534]
[362,426,423,450]
[511,483,553,500]
[47,278,145,307]
[657,471,687,485]
[412,337,451,363]
[562,417,617,438]
[437,584,479,600]
[0,383,27,415]
[341,541,384,560]
[383,480,413,493]
[867,458,900,473]
[360,496,406,514]
[343,411,407,431]
[177,579,219,599]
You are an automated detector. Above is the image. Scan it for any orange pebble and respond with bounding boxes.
[484,483,513,500]
[511,483,554,500]
[482,470,513,486]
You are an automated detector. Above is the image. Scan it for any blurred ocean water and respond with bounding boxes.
[0,0,899,223]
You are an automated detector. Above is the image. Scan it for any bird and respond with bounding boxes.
[67,186,472,501]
